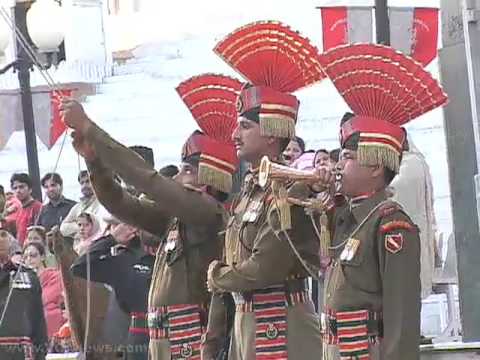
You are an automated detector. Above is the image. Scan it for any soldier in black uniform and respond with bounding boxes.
[71,219,158,360]
[0,230,47,360]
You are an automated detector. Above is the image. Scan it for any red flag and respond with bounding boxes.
[321,7,373,52]
[321,7,348,51]
[411,8,439,67]
[49,89,71,149]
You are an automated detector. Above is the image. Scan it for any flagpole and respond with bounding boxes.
[375,0,390,45]
[14,1,41,200]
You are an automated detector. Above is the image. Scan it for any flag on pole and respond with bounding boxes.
[0,89,72,150]
[389,7,439,67]
[320,6,439,66]
[32,89,72,149]
[320,6,373,51]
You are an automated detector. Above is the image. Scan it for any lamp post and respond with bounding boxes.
[375,0,390,45]
[9,0,66,200]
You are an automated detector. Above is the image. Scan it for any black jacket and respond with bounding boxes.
[0,261,48,360]
[71,235,154,360]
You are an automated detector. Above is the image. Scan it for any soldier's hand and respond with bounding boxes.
[60,98,92,135]
[71,131,97,162]
[207,260,221,293]
[310,167,335,193]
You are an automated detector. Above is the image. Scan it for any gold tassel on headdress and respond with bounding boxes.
[271,180,291,231]
[198,163,233,193]
[260,115,296,139]
[357,143,400,174]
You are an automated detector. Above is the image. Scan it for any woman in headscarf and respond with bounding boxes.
[74,212,101,255]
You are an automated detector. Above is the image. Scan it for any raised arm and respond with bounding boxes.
[84,122,221,226]
[87,157,170,236]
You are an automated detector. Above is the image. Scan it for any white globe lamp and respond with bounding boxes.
[26,0,66,52]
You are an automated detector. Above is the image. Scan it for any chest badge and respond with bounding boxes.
[242,200,262,223]
[340,238,360,262]
[133,264,151,274]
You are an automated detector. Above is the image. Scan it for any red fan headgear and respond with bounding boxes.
[215,21,326,139]
[317,43,448,173]
[176,73,242,193]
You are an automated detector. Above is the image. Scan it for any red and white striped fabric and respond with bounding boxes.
[320,6,439,66]
[389,7,439,67]
[320,6,374,51]
[0,89,72,150]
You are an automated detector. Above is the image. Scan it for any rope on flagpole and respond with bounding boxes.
[0,7,93,359]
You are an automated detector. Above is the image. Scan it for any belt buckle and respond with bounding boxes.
[147,312,159,329]
[148,311,167,329]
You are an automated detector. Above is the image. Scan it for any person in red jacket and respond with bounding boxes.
[24,242,65,338]
[10,173,42,245]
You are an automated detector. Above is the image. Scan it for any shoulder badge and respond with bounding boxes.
[380,220,416,234]
[385,234,404,254]
[379,202,403,217]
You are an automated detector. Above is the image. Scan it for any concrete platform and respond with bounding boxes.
[421,342,480,359]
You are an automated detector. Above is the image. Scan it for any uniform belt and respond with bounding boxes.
[147,304,207,340]
[0,336,34,360]
[321,309,383,344]
[147,307,169,340]
[129,312,149,335]
[232,280,309,312]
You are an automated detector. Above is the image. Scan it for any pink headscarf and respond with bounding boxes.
[290,152,315,170]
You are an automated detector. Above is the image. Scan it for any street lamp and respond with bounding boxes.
[27,0,65,67]
[12,0,66,200]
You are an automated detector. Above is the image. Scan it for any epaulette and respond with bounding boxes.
[380,220,416,234]
[378,201,403,217]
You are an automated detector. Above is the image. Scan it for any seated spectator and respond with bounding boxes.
[23,242,65,338]
[2,190,21,233]
[283,136,305,165]
[26,225,56,267]
[313,149,332,170]
[37,173,77,231]
[0,229,47,359]
[291,150,316,170]
[74,212,101,255]
[60,170,106,238]
[10,173,42,245]
[329,148,341,165]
